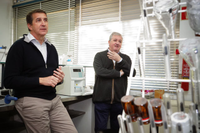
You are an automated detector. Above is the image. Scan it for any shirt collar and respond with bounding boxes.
[24,33,52,45]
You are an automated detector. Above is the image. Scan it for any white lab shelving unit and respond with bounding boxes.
[119,0,192,133]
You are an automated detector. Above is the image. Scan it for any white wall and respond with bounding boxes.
[0,0,13,89]
[0,0,13,51]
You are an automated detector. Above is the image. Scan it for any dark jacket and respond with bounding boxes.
[4,35,59,100]
[93,50,132,103]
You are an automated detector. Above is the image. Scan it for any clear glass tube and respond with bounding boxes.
[163,93,171,109]
[126,115,134,133]
[161,103,169,133]
[188,103,196,132]
[176,88,185,112]
[137,117,145,133]
[117,115,126,133]
[163,93,172,127]
[195,104,199,132]
[153,0,179,38]
[148,100,157,133]
[162,34,171,80]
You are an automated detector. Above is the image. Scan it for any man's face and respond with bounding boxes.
[108,35,122,53]
[27,13,48,38]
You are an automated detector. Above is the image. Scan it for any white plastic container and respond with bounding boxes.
[171,112,190,133]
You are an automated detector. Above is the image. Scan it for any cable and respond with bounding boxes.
[0,47,7,62]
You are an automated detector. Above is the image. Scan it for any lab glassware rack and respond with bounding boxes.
[119,0,191,133]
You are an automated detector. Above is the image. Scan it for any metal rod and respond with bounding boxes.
[128,77,190,82]
[138,38,187,43]
[178,10,187,13]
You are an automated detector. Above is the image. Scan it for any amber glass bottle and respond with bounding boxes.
[150,98,163,126]
[121,95,137,122]
[134,97,150,125]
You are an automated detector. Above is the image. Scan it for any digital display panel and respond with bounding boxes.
[73,69,81,72]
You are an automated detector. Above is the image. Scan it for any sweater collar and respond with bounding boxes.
[23,33,52,45]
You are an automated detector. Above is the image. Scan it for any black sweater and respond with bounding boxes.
[4,35,59,100]
[93,50,132,103]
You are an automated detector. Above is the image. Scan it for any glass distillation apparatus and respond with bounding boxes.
[178,0,200,132]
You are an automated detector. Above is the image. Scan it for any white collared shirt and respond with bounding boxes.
[27,33,47,63]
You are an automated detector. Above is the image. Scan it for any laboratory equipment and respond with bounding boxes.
[126,115,134,133]
[56,65,85,96]
[150,98,163,126]
[134,97,150,125]
[179,38,200,68]
[179,0,200,110]
[138,0,152,40]
[171,112,190,133]
[176,123,182,133]
[176,87,185,112]
[163,93,172,127]
[187,0,200,35]
[179,38,200,107]
[163,93,171,109]
[188,103,196,132]
[148,101,157,133]
[137,46,145,98]
[154,0,179,38]
[162,34,171,81]
[121,95,137,122]
[192,125,197,133]
[137,117,144,133]
[117,115,126,133]
[161,103,169,133]
[195,104,199,132]
[137,47,144,78]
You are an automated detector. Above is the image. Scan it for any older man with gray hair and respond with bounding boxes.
[93,32,134,133]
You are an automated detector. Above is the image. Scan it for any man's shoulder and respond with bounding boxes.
[96,50,107,55]
[12,37,26,47]
[120,52,130,58]
[94,50,108,59]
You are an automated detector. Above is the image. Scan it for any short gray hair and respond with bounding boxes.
[109,32,123,41]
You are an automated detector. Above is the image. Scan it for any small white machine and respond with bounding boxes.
[56,65,85,96]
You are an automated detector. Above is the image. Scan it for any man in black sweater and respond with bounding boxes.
[4,9,77,133]
[93,32,132,133]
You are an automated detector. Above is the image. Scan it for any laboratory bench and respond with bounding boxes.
[0,94,92,133]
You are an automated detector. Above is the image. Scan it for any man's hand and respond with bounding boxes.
[53,66,65,83]
[120,69,124,77]
[107,51,122,62]
[39,76,59,87]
